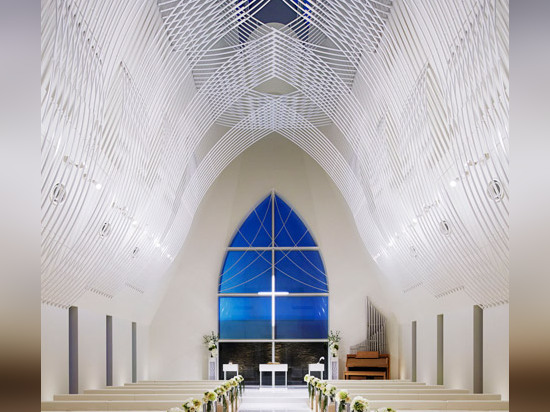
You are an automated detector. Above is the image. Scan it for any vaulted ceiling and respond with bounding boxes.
[41,0,509,309]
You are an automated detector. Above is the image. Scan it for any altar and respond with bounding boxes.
[259,363,288,388]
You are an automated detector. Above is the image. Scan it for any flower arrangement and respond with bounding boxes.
[203,331,219,357]
[228,378,239,404]
[336,389,351,412]
[203,390,217,412]
[377,408,396,412]
[214,385,226,397]
[181,398,202,412]
[328,330,341,357]
[315,380,328,412]
[304,375,316,405]
[234,375,245,396]
[215,385,228,412]
[350,396,369,412]
[320,383,337,412]
[323,383,337,398]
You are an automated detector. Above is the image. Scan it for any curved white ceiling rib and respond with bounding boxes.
[41,0,509,309]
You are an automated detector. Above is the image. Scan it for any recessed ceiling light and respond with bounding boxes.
[95,183,102,190]
[449,180,457,188]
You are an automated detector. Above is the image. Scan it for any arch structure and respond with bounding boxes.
[218,191,328,342]
[41,0,509,309]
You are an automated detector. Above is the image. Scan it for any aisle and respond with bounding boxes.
[239,387,310,411]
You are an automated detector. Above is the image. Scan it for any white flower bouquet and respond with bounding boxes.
[377,408,396,412]
[323,383,337,398]
[234,375,245,396]
[350,396,369,412]
[203,390,217,412]
[215,385,228,412]
[203,331,219,357]
[336,389,351,412]
[328,330,341,357]
[181,398,202,412]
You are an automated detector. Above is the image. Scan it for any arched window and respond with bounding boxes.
[218,192,329,384]
[219,191,328,339]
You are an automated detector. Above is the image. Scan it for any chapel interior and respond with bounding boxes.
[40,0,510,411]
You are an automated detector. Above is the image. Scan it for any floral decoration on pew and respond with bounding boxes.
[304,374,313,404]
[228,377,240,407]
[336,389,351,412]
[321,383,337,412]
[350,395,369,412]
[214,383,228,412]
[203,390,217,412]
[315,378,327,411]
[167,397,201,412]
[304,374,319,406]
[234,375,245,397]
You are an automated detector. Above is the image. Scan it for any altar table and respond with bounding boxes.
[259,363,288,388]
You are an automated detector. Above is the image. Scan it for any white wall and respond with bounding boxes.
[398,322,412,380]
[443,307,473,391]
[78,308,106,393]
[148,134,400,380]
[416,316,437,385]
[484,304,509,400]
[113,317,133,386]
[137,323,150,381]
[41,304,68,401]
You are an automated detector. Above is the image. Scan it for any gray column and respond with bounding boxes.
[106,315,113,386]
[473,305,483,393]
[437,314,444,385]
[68,306,78,394]
[412,321,417,382]
[132,322,137,383]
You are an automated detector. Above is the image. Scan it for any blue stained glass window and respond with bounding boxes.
[219,251,272,293]
[274,195,316,247]
[219,192,328,341]
[275,296,328,339]
[219,297,271,339]
[230,196,272,247]
[275,251,327,293]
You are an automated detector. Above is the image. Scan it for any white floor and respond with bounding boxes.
[238,387,508,412]
[239,387,310,411]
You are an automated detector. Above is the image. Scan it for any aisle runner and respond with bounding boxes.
[239,388,310,411]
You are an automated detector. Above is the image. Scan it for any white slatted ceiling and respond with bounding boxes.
[41,0,509,309]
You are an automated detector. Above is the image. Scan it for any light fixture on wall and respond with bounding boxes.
[50,183,67,205]
[258,291,289,296]
[99,222,112,238]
